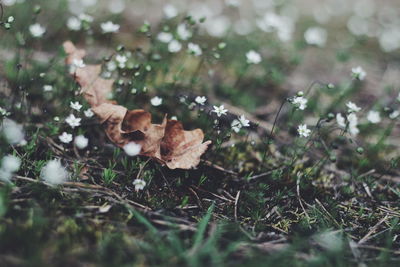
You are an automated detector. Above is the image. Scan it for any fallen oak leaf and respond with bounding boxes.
[63,41,114,107]
[64,41,211,169]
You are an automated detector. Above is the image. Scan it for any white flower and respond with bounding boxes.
[347,113,359,136]
[1,119,25,144]
[351,66,367,81]
[389,110,400,119]
[84,109,94,118]
[292,96,308,110]
[231,115,249,133]
[58,132,73,144]
[336,113,347,128]
[0,107,10,116]
[304,27,328,47]
[231,120,242,133]
[177,24,192,40]
[78,13,94,23]
[40,160,68,185]
[212,105,228,117]
[367,110,381,124]
[195,96,207,105]
[246,50,262,64]
[150,96,163,106]
[65,114,81,128]
[67,17,81,31]
[0,169,12,182]
[1,155,21,173]
[168,40,182,53]
[298,124,311,138]
[101,21,120,33]
[163,4,178,19]
[133,179,146,192]
[74,135,89,149]
[123,142,142,156]
[72,59,85,68]
[29,23,46,38]
[188,43,202,56]
[346,101,361,113]
[43,85,53,92]
[238,115,250,127]
[157,32,173,43]
[115,55,128,68]
[171,116,178,120]
[70,101,82,111]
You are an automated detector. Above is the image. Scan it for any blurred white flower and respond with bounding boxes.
[367,110,381,124]
[1,155,21,173]
[0,169,12,182]
[238,115,250,127]
[29,23,46,38]
[65,114,81,128]
[188,43,202,56]
[351,66,366,81]
[101,21,120,33]
[67,17,81,31]
[84,109,94,118]
[163,4,178,19]
[70,58,86,73]
[40,160,68,185]
[397,93,400,102]
[336,113,346,128]
[70,101,82,111]
[298,124,311,138]
[0,107,10,116]
[43,85,53,92]
[123,142,142,156]
[292,96,308,110]
[78,13,93,23]
[74,135,88,149]
[304,27,327,47]
[346,101,361,113]
[1,119,25,145]
[115,54,127,68]
[347,113,359,136]
[206,16,230,37]
[225,0,240,7]
[389,110,400,119]
[171,116,178,120]
[2,0,17,6]
[379,28,400,52]
[246,50,262,64]
[168,40,182,53]
[59,132,73,144]
[133,179,146,192]
[150,96,162,106]
[157,32,173,43]
[212,105,228,117]
[108,0,125,14]
[177,24,192,40]
[231,115,250,133]
[195,96,207,105]
[257,12,295,42]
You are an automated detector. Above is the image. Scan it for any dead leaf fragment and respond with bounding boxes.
[64,41,211,169]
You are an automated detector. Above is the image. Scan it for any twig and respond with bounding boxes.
[358,215,389,244]
[234,190,241,221]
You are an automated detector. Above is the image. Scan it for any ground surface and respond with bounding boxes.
[0,0,400,266]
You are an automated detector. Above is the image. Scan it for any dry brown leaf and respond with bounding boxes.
[63,41,114,107]
[64,41,211,169]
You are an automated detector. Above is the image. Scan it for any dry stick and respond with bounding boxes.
[358,215,389,245]
[234,190,241,222]
[188,187,204,210]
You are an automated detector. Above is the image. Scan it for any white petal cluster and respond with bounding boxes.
[40,160,68,185]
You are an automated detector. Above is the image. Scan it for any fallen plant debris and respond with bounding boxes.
[63,41,211,169]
